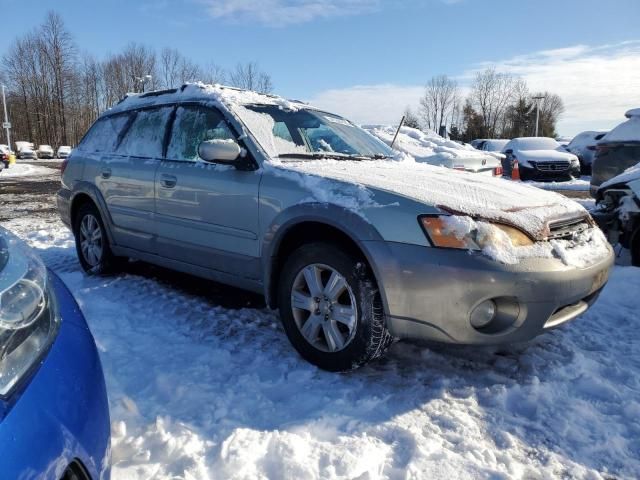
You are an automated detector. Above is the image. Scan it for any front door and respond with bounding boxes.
[155,104,262,279]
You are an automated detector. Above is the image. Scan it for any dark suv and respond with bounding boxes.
[591,108,640,196]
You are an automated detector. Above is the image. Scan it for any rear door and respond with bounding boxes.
[154,104,261,279]
[97,106,173,253]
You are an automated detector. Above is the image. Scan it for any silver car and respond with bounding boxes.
[57,84,614,371]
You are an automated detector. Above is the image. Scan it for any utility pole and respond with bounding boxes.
[1,85,11,148]
[532,95,545,137]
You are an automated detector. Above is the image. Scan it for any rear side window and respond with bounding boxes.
[78,114,131,153]
[166,106,236,161]
[116,107,173,158]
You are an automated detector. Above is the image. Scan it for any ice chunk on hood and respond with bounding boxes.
[279,158,587,240]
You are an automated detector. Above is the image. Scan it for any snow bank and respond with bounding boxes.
[279,159,587,240]
[0,163,58,178]
[3,216,640,480]
[364,125,499,169]
[441,215,610,267]
[525,177,590,192]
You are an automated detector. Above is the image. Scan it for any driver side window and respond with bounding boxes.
[167,106,235,161]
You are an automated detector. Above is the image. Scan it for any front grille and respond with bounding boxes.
[547,216,590,240]
[533,161,570,172]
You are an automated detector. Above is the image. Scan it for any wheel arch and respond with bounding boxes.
[69,183,116,245]
[262,204,390,311]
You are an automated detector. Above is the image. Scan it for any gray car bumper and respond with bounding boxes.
[364,240,614,345]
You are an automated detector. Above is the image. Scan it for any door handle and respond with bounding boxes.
[160,174,177,188]
[101,167,112,179]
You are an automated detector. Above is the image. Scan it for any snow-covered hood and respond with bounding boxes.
[278,159,587,240]
[515,149,577,163]
[600,161,640,191]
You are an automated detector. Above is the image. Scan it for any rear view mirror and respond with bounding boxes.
[198,139,241,164]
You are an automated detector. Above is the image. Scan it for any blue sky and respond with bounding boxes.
[1,0,639,135]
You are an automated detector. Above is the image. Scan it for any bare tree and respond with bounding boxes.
[419,75,458,133]
[159,47,201,88]
[470,68,521,138]
[201,62,227,85]
[1,12,275,147]
[229,62,273,93]
[535,92,564,137]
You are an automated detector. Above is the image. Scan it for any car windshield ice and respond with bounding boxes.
[517,138,560,151]
[240,105,395,160]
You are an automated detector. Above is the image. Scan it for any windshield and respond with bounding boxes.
[516,137,560,150]
[485,140,509,151]
[237,105,394,159]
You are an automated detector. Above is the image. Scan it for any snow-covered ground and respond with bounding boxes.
[1,162,58,178]
[1,166,639,479]
[524,177,591,192]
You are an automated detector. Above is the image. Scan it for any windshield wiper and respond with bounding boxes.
[278,152,390,161]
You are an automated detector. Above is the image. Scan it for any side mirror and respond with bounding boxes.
[198,139,241,164]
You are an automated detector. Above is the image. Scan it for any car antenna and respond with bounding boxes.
[390,115,406,150]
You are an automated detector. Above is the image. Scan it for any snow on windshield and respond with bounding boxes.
[234,105,393,159]
[484,140,509,152]
[514,137,560,151]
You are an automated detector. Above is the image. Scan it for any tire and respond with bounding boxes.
[631,226,640,268]
[73,202,121,275]
[278,242,394,371]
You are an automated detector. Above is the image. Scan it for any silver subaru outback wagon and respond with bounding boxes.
[57,83,614,371]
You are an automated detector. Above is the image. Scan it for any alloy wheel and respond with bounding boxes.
[79,214,103,267]
[290,263,357,353]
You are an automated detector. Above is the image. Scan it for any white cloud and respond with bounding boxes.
[469,41,640,135]
[308,84,424,126]
[199,0,380,26]
[307,41,640,136]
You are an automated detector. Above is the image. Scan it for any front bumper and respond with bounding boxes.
[366,241,614,345]
[0,271,110,480]
[521,163,581,181]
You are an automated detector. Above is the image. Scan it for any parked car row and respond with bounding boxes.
[12,140,73,160]
[472,137,581,181]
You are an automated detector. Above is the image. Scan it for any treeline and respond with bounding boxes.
[404,69,565,141]
[0,11,274,148]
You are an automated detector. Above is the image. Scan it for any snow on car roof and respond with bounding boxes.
[106,82,307,117]
[625,107,640,118]
[601,112,640,143]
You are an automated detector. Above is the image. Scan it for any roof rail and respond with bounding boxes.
[139,88,178,98]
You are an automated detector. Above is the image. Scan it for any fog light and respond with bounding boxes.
[470,300,497,328]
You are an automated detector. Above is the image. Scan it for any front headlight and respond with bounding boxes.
[0,230,59,398]
[420,215,534,250]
